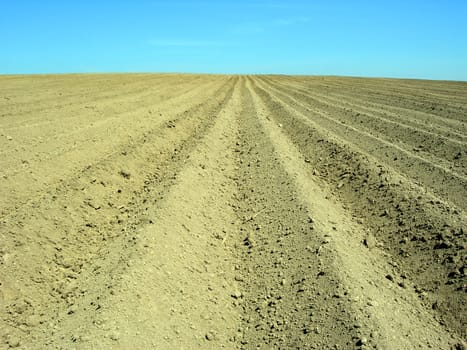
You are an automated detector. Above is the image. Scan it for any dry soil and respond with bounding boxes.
[0,74,466,349]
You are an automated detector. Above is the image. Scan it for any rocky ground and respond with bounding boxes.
[0,74,465,349]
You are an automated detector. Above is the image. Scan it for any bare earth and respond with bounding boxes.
[0,74,465,349]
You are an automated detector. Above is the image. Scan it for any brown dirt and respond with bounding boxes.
[0,74,465,349]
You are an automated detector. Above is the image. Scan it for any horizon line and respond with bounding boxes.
[0,71,466,83]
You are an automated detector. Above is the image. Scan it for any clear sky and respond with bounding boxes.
[1,0,467,80]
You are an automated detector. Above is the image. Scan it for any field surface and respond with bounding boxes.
[0,74,466,349]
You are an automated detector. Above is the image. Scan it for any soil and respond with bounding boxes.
[0,74,465,349]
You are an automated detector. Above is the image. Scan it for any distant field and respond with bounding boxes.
[0,74,465,349]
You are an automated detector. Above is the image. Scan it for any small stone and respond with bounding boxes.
[363,234,377,249]
[119,170,131,179]
[109,331,120,341]
[67,305,77,315]
[385,274,394,282]
[205,330,217,341]
[453,341,466,350]
[243,235,255,248]
[356,337,368,346]
[234,275,244,282]
[6,136,13,141]
[231,291,243,299]
[7,336,20,348]
[26,315,41,327]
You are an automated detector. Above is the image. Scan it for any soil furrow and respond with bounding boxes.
[0,77,232,216]
[0,76,237,349]
[262,76,467,142]
[43,76,243,350]
[254,77,467,208]
[232,79,356,349]
[0,75,215,138]
[259,77,467,170]
[249,77,466,340]
[276,76,467,127]
[292,77,467,119]
[0,77,224,168]
[0,74,465,350]
[246,78,459,349]
[0,75,205,121]
[0,77,224,176]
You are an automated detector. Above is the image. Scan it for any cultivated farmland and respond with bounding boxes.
[0,74,466,349]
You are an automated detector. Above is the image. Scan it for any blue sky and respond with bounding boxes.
[1,0,467,80]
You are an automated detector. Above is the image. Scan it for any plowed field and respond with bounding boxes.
[0,74,466,349]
